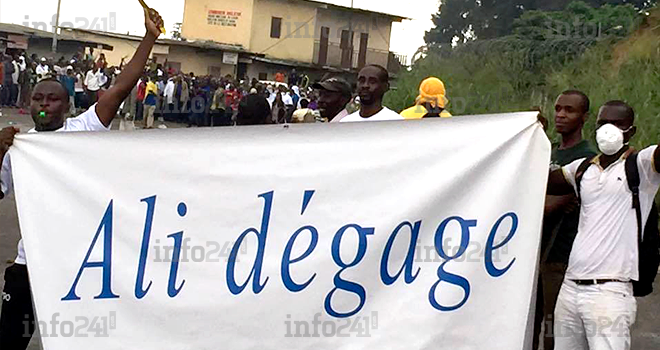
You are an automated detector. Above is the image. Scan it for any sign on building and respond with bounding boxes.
[223,52,239,65]
[7,35,28,50]
[207,10,242,27]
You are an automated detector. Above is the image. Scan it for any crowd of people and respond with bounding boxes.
[0,5,657,350]
[0,29,453,129]
[0,48,326,129]
[1,40,452,130]
[124,74,329,128]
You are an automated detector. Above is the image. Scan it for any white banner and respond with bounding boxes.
[11,113,549,350]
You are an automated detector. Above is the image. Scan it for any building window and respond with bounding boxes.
[318,26,330,66]
[259,73,268,81]
[358,33,369,68]
[271,17,282,38]
[340,30,354,69]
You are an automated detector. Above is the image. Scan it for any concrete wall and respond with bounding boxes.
[315,8,393,54]
[44,29,236,77]
[182,0,255,49]
[180,0,395,68]
[312,41,388,68]
[312,7,393,68]
[28,39,80,62]
[64,31,169,67]
[166,45,236,77]
[249,0,317,63]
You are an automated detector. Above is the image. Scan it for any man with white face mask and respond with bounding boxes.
[547,100,659,350]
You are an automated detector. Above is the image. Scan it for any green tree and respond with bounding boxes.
[171,23,183,41]
[513,1,639,40]
[425,0,652,44]
[425,0,534,44]
[391,2,646,117]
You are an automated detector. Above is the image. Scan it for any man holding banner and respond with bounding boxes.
[0,127,18,172]
[548,101,659,350]
[533,90,596,350]
[0,8,164,349]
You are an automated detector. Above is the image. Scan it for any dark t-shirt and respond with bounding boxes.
[543,139,597,264]
[237,94,271,125]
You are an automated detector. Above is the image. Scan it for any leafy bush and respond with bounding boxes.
[386,2,659,148]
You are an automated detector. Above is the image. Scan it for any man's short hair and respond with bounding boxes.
[561,90,590,114]
[604,100,635,124]
[36,78,69,100]
[363,64,389,83]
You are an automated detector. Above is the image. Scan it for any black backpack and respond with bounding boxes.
[575,151,660,297]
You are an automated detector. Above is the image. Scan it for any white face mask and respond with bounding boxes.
[596,123,631,155]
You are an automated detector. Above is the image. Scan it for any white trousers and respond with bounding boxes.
[554,280,636,350]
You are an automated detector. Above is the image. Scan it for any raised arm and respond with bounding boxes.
[96,8,163,127]
[547,169,574,196]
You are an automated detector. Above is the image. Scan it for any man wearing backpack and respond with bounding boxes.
[547,100,660,350]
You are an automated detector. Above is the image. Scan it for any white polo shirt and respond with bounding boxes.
[562,146,660,281]
[85,70,107,92]
[35,64,50,82]
[1,104,110,265]
[340,107,403,123]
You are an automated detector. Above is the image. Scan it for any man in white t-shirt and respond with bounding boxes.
[340,65,402,123]
[10,56,20,107]
[84,66,107,106]
[35,58,50,82]
[74,68,86,112]
[547,100,660,350]
[0,9,165,349]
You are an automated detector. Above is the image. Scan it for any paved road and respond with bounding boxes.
[0,109,658,350]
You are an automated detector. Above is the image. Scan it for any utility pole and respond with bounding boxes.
[52,0,63,53]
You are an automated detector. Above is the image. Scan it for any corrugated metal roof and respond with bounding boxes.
[0,23,114,50]
[299,0,409,21]
[63,28,249,53]
[0,23,55,38]
[251,55,349,73]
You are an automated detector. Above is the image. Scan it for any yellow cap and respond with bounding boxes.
[415,77,448,108]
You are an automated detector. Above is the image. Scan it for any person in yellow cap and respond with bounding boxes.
[400,77,452,119]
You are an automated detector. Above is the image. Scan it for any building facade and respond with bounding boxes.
[63,28,245,78]
[1,0,406,82]
[0,23,112,61]
[182,0,405,80]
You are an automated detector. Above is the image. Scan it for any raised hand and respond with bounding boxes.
[95,4,163,127]
[144,7,165,39]
[0,127,19,155]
